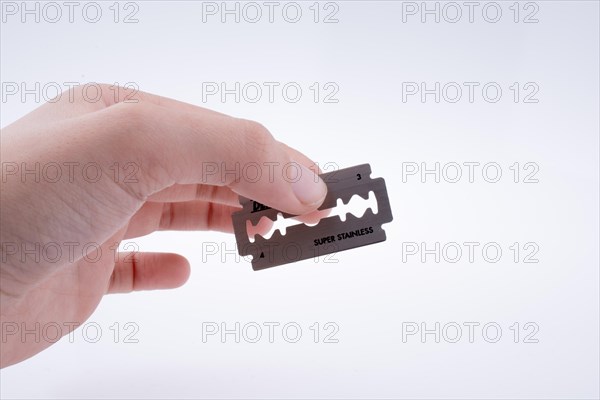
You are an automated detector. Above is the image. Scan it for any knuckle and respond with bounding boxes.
[239,119,275,155]
[60,83,110,105]
[56,82,139,107]
[108,101,154,132]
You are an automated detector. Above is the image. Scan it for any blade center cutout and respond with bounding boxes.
[246,190,379,242]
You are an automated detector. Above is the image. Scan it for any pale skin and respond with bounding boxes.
[0,85,328,368]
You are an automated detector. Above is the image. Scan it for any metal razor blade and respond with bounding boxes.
[231,164,393,270]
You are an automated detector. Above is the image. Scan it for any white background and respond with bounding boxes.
[1,1,599,398]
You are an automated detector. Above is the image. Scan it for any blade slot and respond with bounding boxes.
[246,190,379,241]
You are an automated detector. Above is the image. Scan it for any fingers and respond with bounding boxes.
[146,143,319,206]
[147,184,240,206]
[107,252,190,294]
[124,200,240,238]
[100,85,230,120]
[11,85,328,217]
[92,98,328,216]
[5,84,229,130]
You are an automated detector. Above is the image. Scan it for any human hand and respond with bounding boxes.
[0,84,327,367]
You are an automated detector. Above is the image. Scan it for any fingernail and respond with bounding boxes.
[291,164,327,206]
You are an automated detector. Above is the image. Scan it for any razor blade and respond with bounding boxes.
[231,163,393,270]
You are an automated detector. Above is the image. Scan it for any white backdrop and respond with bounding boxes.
[1,1,599,398]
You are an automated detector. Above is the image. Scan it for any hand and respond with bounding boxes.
[0,84,327,368]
